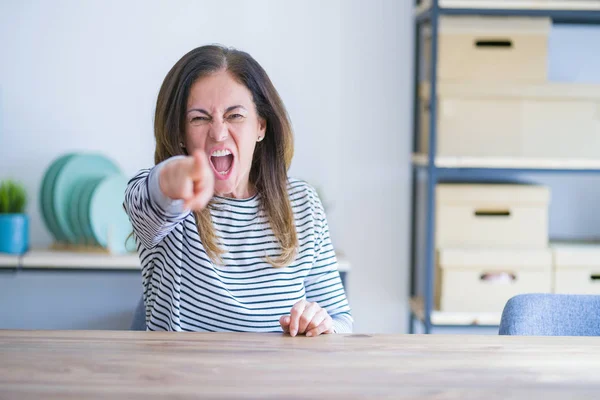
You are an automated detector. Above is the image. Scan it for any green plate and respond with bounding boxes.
[52,154,121,244]
[67,178,95,245]
[78,177,104,246]
[40,154,76,242]
[89,175,133,254]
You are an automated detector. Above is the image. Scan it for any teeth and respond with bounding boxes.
[219,169,229,175]
[211,149,231,157]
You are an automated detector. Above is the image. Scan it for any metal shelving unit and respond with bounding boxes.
[409,0,600,334]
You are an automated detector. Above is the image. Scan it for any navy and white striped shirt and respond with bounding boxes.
[124,161,353,333]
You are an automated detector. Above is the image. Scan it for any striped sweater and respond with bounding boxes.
[124,161,353,333]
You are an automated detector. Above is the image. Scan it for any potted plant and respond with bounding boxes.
[0,180,28,254]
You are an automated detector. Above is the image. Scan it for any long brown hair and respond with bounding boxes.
[154,45,297,267]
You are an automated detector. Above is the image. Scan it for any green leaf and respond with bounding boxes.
[0,180,27,214]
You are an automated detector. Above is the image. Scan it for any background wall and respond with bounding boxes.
[0,0,412,333]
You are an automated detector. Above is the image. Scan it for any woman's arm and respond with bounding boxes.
[123,152,214,249]
[281,188,353,335]
[124,160,188,249]
[303,213,353,333]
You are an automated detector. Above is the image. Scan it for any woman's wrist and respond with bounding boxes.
[149,156,187,214]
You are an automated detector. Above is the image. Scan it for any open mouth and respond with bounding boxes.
[210,149,234,178]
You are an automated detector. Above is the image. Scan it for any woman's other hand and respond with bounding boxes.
[279,299,334,337]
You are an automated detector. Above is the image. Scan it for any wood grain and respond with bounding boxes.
[1,330,600,399]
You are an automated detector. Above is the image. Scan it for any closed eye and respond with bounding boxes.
[228,114,244,120]
[191,116,210,122]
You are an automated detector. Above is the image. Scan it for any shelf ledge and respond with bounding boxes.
[440,0,600,11]
[410,297,502,327]
[415,1,600,23]
[422,0,600,11]
[1,249,352,272]
[21,250,141,270]
[412,154,600,171]
[0,254,20,268]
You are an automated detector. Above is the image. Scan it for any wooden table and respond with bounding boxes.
[1,331,599,399]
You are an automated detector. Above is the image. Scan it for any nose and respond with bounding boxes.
[209,119,228,142]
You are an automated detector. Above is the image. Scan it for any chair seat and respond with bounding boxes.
[499,293,600,336]
[130,296,146,331]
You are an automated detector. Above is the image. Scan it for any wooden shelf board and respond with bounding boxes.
[337,258,351,272]
[410,297,502,326]
[15,249,351,272]
[21,249,141,270]
[0,253,20,268]
[412,154,600,170]
[418,0,600,11]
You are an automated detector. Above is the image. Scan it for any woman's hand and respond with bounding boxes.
[159,150,215,211]
[279,300,334,337]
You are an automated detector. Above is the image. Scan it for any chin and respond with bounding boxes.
[214,178,236,197]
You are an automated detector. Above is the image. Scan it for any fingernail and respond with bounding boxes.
[306,332,313,337]
[291,330,297,337]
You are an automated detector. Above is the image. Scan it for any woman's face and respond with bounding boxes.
[185,70,266,198]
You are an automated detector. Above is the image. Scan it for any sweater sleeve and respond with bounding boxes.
[303,190,353,333]
[123,157,190,250]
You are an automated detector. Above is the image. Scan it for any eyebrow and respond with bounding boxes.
[187,105,247,115]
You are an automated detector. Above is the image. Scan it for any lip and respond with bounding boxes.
[208,145,235,180]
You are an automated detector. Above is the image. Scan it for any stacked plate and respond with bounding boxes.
[40,153,134,254]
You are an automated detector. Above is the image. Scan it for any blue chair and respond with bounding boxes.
[499,294,600,336]
[130,296,146,331]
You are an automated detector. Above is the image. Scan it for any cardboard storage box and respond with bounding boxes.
[436,247,553,312]
[436,184,550,248]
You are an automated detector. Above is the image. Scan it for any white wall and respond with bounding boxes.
[339,0,412,334]
[0,0,412,333]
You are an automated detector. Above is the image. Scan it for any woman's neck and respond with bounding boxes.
[216,182,257,200]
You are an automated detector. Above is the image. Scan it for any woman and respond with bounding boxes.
[124,45,352,336]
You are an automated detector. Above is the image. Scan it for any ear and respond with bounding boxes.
[258,117,267,140]
[179,139,188,155]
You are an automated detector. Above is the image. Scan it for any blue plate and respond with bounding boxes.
[66,179,87,245]
[52,154,121,244]
[40,154,76,242]
[68,177,101,245]
[78,177,104,246]
[88,174,133,254]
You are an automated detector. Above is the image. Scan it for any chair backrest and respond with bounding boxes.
[130,296,146,331]
[499,294,600,336]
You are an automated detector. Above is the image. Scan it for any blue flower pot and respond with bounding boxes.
[0,214,29,254]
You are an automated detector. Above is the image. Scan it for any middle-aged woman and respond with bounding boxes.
[124,44,352,336]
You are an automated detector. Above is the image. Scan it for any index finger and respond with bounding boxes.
[289,301,307,337]
[189,150,210,180]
